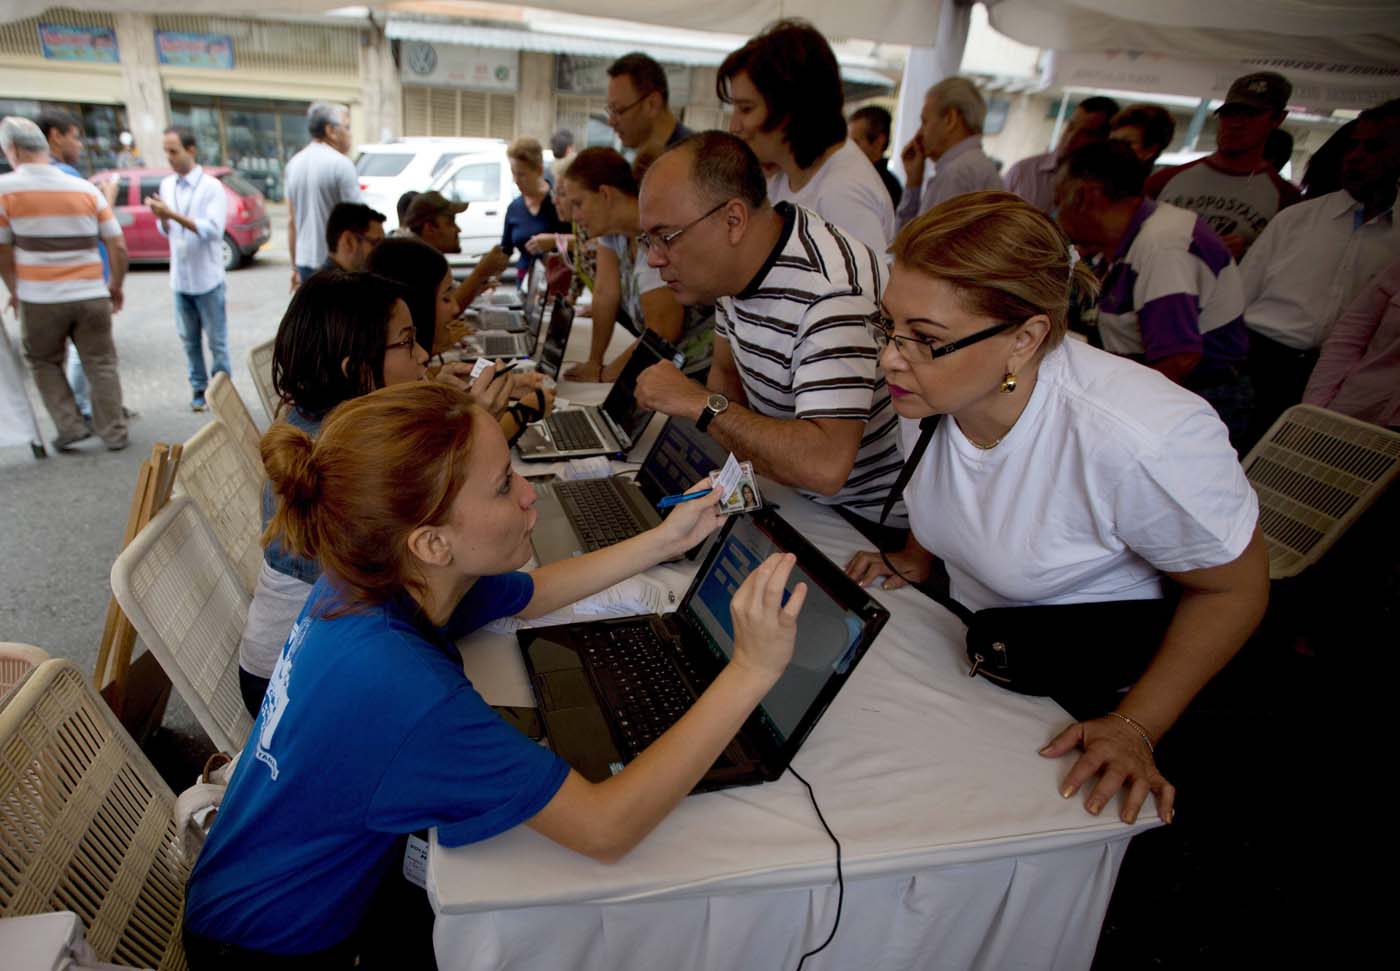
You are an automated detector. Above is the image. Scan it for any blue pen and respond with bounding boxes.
[656,487,713,509]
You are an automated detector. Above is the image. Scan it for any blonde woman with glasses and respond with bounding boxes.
[845,191,1269,826]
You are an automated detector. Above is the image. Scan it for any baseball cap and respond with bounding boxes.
[403,190,467,228]
[1219,72,1291,115]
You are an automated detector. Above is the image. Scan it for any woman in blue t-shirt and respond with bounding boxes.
[238,271,526,718]
[186,381,805,967]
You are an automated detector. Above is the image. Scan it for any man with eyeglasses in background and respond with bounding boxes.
[633,132,908,549]
[320,202,385,273]
[606,53,693,162]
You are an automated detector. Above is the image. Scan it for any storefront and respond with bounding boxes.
[169,94,310,201]
[0,97,128,174]
[398,42,519,141]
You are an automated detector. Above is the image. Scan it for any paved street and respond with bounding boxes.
[1,206,295,763]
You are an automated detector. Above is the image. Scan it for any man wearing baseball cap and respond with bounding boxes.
[1146,71,1301,260]
[404,190,510,314]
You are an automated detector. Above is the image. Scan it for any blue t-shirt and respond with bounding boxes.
[56,161,110,281]
[184,572,568,954]
[500,192,566,275]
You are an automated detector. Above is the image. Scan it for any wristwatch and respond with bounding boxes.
[696,393,728,433]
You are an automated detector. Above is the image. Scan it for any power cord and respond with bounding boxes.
[789,764,843,971]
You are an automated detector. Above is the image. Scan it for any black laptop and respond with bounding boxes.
[515,328,675,462]
[530,415,729,564]
[518,509,890,792]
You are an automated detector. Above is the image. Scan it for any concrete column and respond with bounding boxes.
[113,12,168,163]
[359,24,401,143]
[518,52,554,142]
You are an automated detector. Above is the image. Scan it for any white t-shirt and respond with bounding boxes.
[285,141,362,268]
[901,339,1258,613]
[767,139,896,256]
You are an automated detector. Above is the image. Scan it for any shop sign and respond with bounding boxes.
[155,31,236,71]
[400,43,518,92]
[37,23,120,64]
[555,54,690,107]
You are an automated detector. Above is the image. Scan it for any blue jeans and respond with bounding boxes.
[65,342,91,417]
[297,265,318,285]
[174,282,231,394]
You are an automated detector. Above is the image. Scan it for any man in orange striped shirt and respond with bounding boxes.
[0,115,129,452]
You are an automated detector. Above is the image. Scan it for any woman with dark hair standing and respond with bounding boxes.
[238,270,519,716]
[185,381,805,967]
[718,18,895,254]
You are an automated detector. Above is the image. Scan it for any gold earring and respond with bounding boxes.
[1000,371,1018,394]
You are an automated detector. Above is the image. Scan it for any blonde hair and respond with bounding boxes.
[507,137,544,172]
[890,190,1099,353]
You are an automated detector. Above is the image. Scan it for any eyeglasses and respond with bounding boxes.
[385,333,418,353]
[867,315,1018,363]
[638,201,727,256]
[606,93,649,120]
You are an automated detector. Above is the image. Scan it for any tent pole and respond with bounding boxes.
[1184,97,1212,151]
[891,0,973,187]
[1049,89,1071,152]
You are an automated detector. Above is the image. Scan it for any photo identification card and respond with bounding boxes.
[709,454,763,515]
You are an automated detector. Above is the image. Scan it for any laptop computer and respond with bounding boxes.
[474,260,545,336]
[515,328,673,462]
[470,270,549,359]
[518,509,890,792]
[530,416,730,564]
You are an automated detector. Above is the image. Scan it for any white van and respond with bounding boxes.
[426,146,554,266]
[354,137,506,231]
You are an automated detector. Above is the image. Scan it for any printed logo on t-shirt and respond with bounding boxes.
[255,616,310,780]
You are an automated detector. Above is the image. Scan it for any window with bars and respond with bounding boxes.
[403,86,516,140]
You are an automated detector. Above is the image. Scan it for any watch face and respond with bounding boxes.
[707,394,728,412]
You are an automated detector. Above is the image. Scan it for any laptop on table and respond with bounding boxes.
[468,262,548,355]
[518,509,890,792]
[530,415,729,564]
[515,328,675,462]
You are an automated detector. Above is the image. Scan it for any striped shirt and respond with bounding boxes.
[0,163,121,304]
[715,203,906,526]
[1098,200,1248,371]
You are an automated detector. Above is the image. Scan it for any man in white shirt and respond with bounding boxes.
[1239,98,1400,445]
[144,126,229,412]
[284,102,360,290]
[895,77,1003,229]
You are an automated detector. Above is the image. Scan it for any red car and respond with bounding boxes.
[90,166,271,271]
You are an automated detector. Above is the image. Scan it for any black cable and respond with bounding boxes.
[790,764,843,971]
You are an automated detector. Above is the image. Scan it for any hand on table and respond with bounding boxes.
[729,553,807,682]
[844,546,934,591]
[1040,715,1175,824]
[634,360,708,419]
[508,370,546,399]
[436,361,513,416]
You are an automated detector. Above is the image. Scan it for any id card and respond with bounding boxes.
[709,457,762,515]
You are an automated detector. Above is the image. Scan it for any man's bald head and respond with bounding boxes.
[644,131,768,212]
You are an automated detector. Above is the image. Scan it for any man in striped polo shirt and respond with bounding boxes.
[0,116,128,452]
[1054,139,1251,450]
[635,131,907,547]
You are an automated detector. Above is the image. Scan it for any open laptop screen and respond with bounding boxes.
[681,515,869,745]
[636,417,730,504]
[537,299,572,380]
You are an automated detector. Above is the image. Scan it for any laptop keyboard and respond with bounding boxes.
[547,409,605,452]
[554,479,643,552]
[579,622,711,757]
[482,334,520,357]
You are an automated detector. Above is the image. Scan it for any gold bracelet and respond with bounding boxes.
[1107,711,1155,754]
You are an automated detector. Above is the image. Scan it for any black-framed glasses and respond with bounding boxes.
[638,201,727,256]
[385,333,418,353]
[606,93,648,119]
[867,315,1018,363]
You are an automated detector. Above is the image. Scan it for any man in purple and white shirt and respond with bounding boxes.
[1055,139,1251,448]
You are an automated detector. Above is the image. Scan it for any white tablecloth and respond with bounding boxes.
[430,319,1155,970]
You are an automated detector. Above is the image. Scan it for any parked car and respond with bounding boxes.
[90,166,271,271]
[355,137,510,233]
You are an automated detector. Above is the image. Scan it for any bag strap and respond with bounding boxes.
[880,413,941,526]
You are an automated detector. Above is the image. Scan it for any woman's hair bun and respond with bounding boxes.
[261,422,321,506]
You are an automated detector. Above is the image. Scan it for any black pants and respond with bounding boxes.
[1243,330,1319,453]
[238,666,270,719]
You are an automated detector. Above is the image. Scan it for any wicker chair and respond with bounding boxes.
[0,658,189,969]
[0,641,48,699]
[206,371,263,475]
[175,419,265,595]
[247,338,279,424]
[1243,404,1400,579]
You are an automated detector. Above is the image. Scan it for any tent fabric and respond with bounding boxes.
[986,0,1400,68]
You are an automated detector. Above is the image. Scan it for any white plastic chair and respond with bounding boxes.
[1243,404,1400,579]
[175,419,265,595]
[0,658,190,969]
[0,641,48,698]
[248,338,280,424]
[206,371,264,474]
[110,496,254,753]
